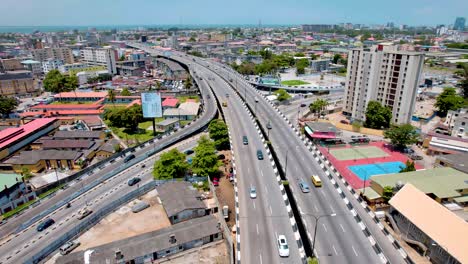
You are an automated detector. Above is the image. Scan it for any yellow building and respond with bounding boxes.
[5,150,83,173]
[0,71,36,96]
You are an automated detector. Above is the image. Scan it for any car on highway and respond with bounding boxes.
[299,181,310,193]
[250,187,257,199]
[124,154,135,163]
[77,208,93,220]
[256,150,264,160]
[300,103,307,107]
[213,177,219,186]
[37,218,55,232]
[266,122,272,129]
[127,177,141,186]
[277,235,290,257]
[184,149,194,155]
[222,101,227,107]
[59,241,80,255]
[243,136,248,145]
[311,175,322,187]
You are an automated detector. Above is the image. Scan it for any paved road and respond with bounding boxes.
[199,67,303,263]
[0,135,203,263]
[0,70,217,241]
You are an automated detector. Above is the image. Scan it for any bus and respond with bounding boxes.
[311,175,322,187]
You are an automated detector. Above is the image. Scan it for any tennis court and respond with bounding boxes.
[348,161,405,180]
[329,146,389,161]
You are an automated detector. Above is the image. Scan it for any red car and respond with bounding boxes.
[213,178,219,186]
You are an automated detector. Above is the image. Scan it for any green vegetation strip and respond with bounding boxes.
[281,80,310,86]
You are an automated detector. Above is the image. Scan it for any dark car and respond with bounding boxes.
[243,136,248,145]
[37,218,55,232]
[124,154,135,163]
[300,103,307,107]
[127,177,141,186]
[218,154,226,160]
[257,150,264,160]
[184,149,194,155]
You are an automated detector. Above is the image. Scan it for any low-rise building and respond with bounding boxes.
[20,60,42,76]
[5,150,83,173]
[0,70,36,96]
[155,118,179,132]
[154,58,187,80]
[310,59,330,72]
[95,139,120,159]
[156,181,208,224]
[388,183,468,264]
[42,58,64,74]
[435,152,468,174]
[162,98,179,109]
[0,58,23,71]
[0,173,36,214]
[53,130,105,140]
[423,133,468,155]
[304,122,340,141]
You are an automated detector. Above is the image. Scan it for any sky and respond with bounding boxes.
[0,0,466,27]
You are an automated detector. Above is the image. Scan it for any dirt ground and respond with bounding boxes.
[75,189,170,251]
[215,150,235,228]
[157,240,229,264]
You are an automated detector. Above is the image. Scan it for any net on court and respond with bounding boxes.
[329,146,389,161]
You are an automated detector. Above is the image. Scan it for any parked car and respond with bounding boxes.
[256,150,264,160]
[277,235,290,257]
[127,177,141,186]
[213,178,219,186]
[243,136,248,145]
[299,181,310,193]
[410,154,423,160]
[37,218,55,232]
[340,120,350,124]
[184,149,194,155]
[59,241,80,255]
[77,208,93,220]
[132,201,150,213]
[250,187,257,199]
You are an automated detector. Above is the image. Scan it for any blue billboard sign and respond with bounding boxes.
[141,93,162,118]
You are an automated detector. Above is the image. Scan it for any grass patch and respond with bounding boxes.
[426,66,456,73]
[105,119,164,147]
[307,257,319,264]
[281,80,310,86]
[38,184,65,199]
[177,95,200,103]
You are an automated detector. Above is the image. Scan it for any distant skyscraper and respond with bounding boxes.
[454,17,466,31]
[344,44,425,124]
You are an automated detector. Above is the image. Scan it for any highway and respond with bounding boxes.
[198,66,304,263]
[0,134,203,263]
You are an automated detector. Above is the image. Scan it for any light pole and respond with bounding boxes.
[310,213,337,257]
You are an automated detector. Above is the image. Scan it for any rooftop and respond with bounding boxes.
[0,118,57,149]
[0,173,22,189]
[178,102,200,115]
[41,139,94,150]
[371,167,468,199]
[157,118,179,126]
[436,153,468,174]
[162,98,179,107]
[53,130,102,139]
[389,183,468,264]
[156,182,206,217]
[305,121,338,133]
[0,71,32,80]
[53,92,108,99]
[5,150,82,165]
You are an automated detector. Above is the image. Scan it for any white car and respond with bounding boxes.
[250,187,257,199]
[277,235,290,257]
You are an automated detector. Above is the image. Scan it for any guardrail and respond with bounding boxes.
[24,180,158,264]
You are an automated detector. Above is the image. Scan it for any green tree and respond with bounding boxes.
[119,55,125,61]
[296,66,305,75]
[435,87,464,116]
[21,167,33,180]
[43,70,75,94]
[309,99,329,117]
[455,63,468,99]
[191,136,222,177]
[260,49,273,60]
[294,52,305,57]
[399,160,416,173]
[0,96,18,118]
[153,149,189,180]
[274,89,291,102]
[208,120,230,150]
[332,54,342,64]
[184,76,192,89]
[107,90,116,107]
[364,101,392,129]
[382,186,394,203]
[383,124,419,150]
[106,105,143,131]
[120,87,131,96]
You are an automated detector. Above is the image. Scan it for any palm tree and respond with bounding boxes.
[184,76,192,90]
[108,90,116,108]
[309,99,329,118]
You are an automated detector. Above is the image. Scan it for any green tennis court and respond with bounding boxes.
[329,146,389,160]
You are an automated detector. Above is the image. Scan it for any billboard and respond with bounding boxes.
[141,93,162,118]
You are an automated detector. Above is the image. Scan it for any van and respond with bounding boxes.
[124,154,135,163]
[311,175,322,187]
[60,241,80,255]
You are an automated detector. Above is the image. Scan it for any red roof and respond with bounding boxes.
[126,99,141,108]
[54,92,108,98]
[0,118,57,149]
[30,104,103,110]
[20,110,103,117]
[162,98,179,107]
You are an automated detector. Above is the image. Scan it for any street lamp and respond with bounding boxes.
[310,213,337,257]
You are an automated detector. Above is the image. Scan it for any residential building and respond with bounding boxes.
[310,59,330,72]
[0,58,23,71]
[344,44,425,124]
[388,183,468,264]
[0,173,36,214]
[58,63,87,73]
[42,58,64,74]
[162,98,179,109]
[156,181,208,224]
[0,70,36,97]
[443,108,467,133]
[422,133,468,155]
[0,118,58,161]
[31,48,74,64]
[301,24,334,32]
[154,58,187,80]
[304,122,340,140]
[453,17,466,31]
[95,139,120,159]
[53,130,105,140]
[435,152,468,174]
[80,47,118,75]
[450,111,468,139]
[155,118,180,132]
[56,215,223,264]
[76,69,110,85]
[5,150,83,173]
[20,60,42,76]
[116,59,147,76]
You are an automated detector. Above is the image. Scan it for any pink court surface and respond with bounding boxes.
[319,142,423,189]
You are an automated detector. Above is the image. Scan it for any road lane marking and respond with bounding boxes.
[329,205,335,213]
[333,245,338,255]
[340,224,346,233]
[260,254,263,264]
[352,245,359,256]
[322,223,328,233]
[270,206,273,215]
[253,201,256,210]
[314,204,318,212]
[320,189,326,197]
[260,170,264,177]
[265,186,268,193]
[256,224,259,235]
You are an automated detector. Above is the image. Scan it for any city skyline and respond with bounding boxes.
[0,0,466,28]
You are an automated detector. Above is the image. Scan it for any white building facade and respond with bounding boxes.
[42,59,64,74]
[80,47,118,75]
[343,44,425,124]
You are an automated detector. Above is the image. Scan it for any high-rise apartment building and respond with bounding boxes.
[454,17,466,31]
[42,59,64,74]
[31,48,74,64]
[80,47,118,75]
[343,44,425,125]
